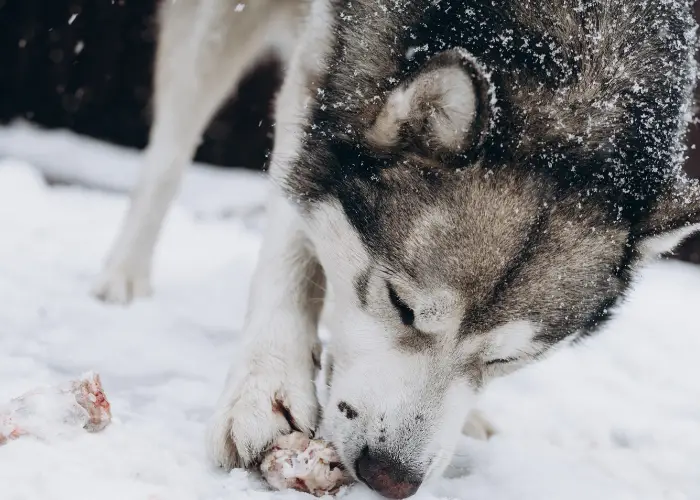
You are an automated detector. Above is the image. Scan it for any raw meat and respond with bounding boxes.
[0,372,111,445]
[260,432,353,496]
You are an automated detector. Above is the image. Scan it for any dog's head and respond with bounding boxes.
[285,10,699,496]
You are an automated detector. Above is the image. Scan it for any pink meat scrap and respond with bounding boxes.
[0,372,111,445]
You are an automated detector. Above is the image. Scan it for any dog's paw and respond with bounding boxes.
[92,265,153,305]
[462,409,497,441]
[207,366,319,470]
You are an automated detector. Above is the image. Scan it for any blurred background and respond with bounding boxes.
[1,0,700,262]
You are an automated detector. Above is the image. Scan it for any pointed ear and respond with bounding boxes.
[634,176,700,258]
[366,49,493,158]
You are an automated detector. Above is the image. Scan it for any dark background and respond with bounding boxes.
[0,0,283,170]
[1,0,700,262]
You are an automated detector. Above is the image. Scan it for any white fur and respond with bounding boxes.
[462,409,497,441]
[306,201,372,289]
[207,196,321,468]
[93,0,305,303]
[429,68,480,150]
[484,320,540,361]
[639,223,700,261]
[207,0,337,468]
[267,0,336,185]
[414,289,464,336]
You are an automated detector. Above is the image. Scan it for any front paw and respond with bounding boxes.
[207,362,319,469]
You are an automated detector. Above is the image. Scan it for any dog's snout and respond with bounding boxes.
[354,446,422,499]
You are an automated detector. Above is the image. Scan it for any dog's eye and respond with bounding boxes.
[387,283,415,326]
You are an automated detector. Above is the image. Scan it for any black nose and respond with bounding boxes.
[355,447,422,499]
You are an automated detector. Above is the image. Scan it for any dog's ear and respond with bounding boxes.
[366,49,492,158]
[634,176,700,258]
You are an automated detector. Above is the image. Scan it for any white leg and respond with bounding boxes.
[93,0,289,304]
[207,195,325,468]
[207,0,330,469]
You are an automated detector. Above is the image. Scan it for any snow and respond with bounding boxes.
[0,121,269,219]
[1,126,700,500]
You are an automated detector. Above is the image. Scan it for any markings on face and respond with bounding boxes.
[639,222,700,261]
[355,266,466,354]
[404,206,453,263]
[481,320,541,362]
[392,286,465,353]
[413,288,463,337]
[308,201,371,293]
[337,401,358,420]
[354,268,371,308]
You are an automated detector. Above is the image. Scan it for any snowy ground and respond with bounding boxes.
[1,124,700,500]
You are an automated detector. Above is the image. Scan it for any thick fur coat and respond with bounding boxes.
[94,1,700,498]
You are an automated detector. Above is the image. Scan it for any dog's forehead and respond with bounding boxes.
[311,162,629,337]
[372,167,544,292]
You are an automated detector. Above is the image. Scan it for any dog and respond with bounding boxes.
[94,0,700,498]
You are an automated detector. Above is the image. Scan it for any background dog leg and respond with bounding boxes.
[208,195,325,469]
[93,0,287,304]
[462,409,497,441]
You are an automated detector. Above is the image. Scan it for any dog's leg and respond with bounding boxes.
[93,0,289,304]
[205,0,328,469]
[207,194,325,469]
